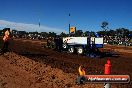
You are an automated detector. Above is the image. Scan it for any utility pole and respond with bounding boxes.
[69,13,71,34]
[39,19,40,29]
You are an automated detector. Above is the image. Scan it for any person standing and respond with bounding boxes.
[0,28,10,54]
[54,36,59,51]
[58,37,63,52]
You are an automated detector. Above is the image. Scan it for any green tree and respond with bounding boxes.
[84,31,90,36]
[41,32,48,37]
[90,31,95,37]
[107,30,116,36]
[116,28,129,37]
[97,31,106,36]
[48,32,56,37]
[75,30,83,36]
[101,21,109,31]
[60,32,68,37]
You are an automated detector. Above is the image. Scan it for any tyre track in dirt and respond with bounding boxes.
[11,39,105,74]
[9,39,132,88]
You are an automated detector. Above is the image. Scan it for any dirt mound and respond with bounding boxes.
[0,39,132,88]
[0,52,104,88]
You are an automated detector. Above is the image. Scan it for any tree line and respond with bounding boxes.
[0,21,132,38]
[43,21,132,38]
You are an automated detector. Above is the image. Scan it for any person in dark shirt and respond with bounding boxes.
[58,37,63,52]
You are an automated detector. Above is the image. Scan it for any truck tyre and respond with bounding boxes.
[68,46,74,53]
[62,44,67,49]
[77,47,84,55]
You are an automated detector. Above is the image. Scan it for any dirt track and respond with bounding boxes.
[0,39,132,88]
[0,53,87,88]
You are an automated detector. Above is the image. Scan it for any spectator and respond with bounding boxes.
[0,28,11,54]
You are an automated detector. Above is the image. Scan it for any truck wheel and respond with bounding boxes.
[68,46,74,53]
[62,44,67,49]
[77,47,84,55]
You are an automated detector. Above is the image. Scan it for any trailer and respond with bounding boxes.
[62,36,104,56]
